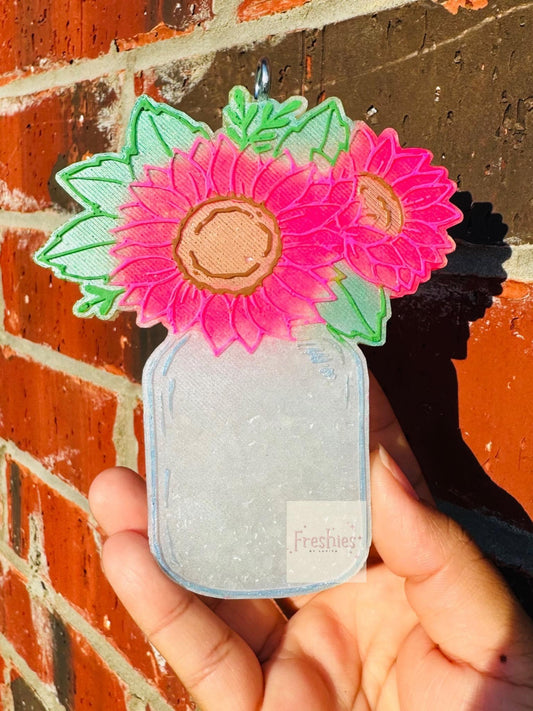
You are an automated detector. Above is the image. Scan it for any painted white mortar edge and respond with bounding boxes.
[0,0,422,99]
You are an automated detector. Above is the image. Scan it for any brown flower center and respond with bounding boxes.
[174,196,282,296]
[357,172,404,236]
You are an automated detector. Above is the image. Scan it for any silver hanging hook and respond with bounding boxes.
[254,57,271,101]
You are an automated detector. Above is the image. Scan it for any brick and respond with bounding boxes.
[50,613,73,710]
[237,0,311,21]
[365,273,533,532]
[50,615,131,711]
[1,229,166,383]
[61,621,128,711]
[455,281,533,520]
[5,459,191,706]
[133,400,146,479]
[0,76,122,212]
[7,461,29,559]
[116,0,213,52]
[0,1,213,78]
[0,561,53,683]
[432,0,488,13]
[0,348,117,494]
[9,676,48,711]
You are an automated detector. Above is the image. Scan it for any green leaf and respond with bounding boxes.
[74,283,124,319]
[35,94,215,323]
[274,98,352,169]
[222,86,307,154]
[318,264,391,346]
[53,95,212,217]
[35,213,119,281]
[127,96,212,178]
[58,156,134,213]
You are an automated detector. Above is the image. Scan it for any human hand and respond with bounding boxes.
[89,376,533,710]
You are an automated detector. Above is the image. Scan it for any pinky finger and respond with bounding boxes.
[103,531,264,711]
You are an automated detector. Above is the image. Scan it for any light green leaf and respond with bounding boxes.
[74,283,124,319]
[274,98,352,169]
[58,156,134,213]
[35,213,119,281]
[128,95,212,178]
[222,86,307,154]
[318,264,390,346]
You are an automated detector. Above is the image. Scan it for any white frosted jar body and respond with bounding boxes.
[143,329,371,598]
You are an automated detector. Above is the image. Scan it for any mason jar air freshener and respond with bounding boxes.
[34,60,462,598]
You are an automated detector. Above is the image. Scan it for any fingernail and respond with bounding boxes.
[378,445,420,500]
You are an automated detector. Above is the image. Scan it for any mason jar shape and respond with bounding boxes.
[143,328,371,598]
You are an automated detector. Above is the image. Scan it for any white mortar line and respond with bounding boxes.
[0,0,422,100]
[502,244,533,284]
[113,390,141,472]
[1,660,14,711]
[0,544,179,711]
[0,210,70,233]
[118,52,139,145]
[0,51,129,100]
[0,633,64,710]
[211,0,240,25]
[0,439,91,515]
[0,330,142,400]
[128,696,159,711]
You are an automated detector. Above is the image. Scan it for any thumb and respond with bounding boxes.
[371,446,533,683]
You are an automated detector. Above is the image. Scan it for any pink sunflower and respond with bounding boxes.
[335,123,463,296]
[110,135,356,354]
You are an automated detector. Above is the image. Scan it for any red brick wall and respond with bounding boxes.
[0,0,530,708]
[0,1,218,707]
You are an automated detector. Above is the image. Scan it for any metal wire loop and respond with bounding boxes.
[254,57,271,101]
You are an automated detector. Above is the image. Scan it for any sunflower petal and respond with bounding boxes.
[365,128,397,176]
[111,255,176,286]
[232,297,263,352]
[130,184,191,218]
[247,292,293,339]
[172,150,208,202]
[201,294,238,354]
[251,153,291,203]
[209,136,238,195]
[262,274,318,320]
[168,281,204,333]
[274,265,333,302]
[263,164,315,215]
